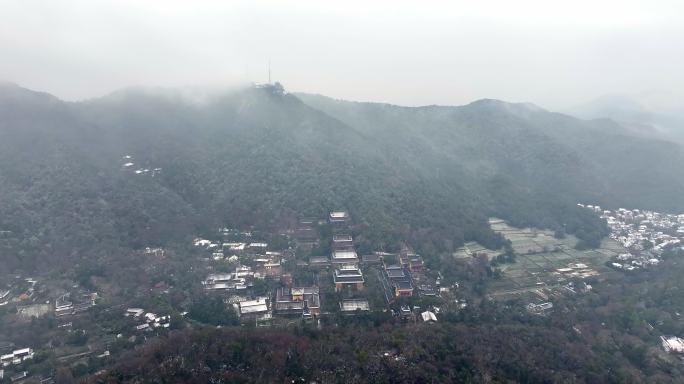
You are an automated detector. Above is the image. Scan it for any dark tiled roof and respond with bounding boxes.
[394,280,413,290]
[334,275,364,284]
[361,254,381,263]
[387,269,405,279]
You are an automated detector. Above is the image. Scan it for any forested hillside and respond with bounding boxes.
[297,93,684,215]
[2,82,684,272]
[91,324,632,383]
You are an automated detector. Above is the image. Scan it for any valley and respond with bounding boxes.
[2,83,684,382]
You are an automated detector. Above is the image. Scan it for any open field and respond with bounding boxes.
[453,241,493,259]
[486,218,626,300]
[489,218,574,254]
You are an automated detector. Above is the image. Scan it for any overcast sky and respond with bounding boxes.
[1,0,683,109]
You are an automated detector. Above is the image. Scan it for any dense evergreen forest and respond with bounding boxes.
[2,82,684,273]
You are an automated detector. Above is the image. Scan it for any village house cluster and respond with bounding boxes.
[194,228,296,325]
[580,204,684,271]
[191,210,443,326]
[0,272,110,382]
[0,210,446,383]
[320,211,436,316]
[125,308,171,331]
[553,263,599,279]
[327,211,372,312]
[0,348,33,367]
[196,235,283,290]
[0,277,38,308]
[274,287,321,319]
[55,292,97,318]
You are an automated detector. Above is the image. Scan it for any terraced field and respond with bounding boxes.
[485,218,625,300]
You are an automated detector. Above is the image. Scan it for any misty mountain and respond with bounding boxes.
[568,93,684,143]
[297,93,684,213]
[2,82,684,272]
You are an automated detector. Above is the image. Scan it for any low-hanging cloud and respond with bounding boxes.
[1,0,683,110]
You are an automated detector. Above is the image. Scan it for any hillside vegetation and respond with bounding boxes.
[2,82,684,272]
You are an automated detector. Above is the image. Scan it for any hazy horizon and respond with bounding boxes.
[5,3,684,382]
[2,0,684,110]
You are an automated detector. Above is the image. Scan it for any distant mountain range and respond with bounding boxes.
[568,92,684,143]
[1,82,684,272]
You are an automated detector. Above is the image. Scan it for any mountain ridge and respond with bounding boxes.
[1,83,682,273]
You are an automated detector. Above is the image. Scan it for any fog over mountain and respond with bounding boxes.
[568,92,684,144]
[4,80,684,381]
[2,81,684,274]
[2,1,684,108]
[6,3,684,383]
